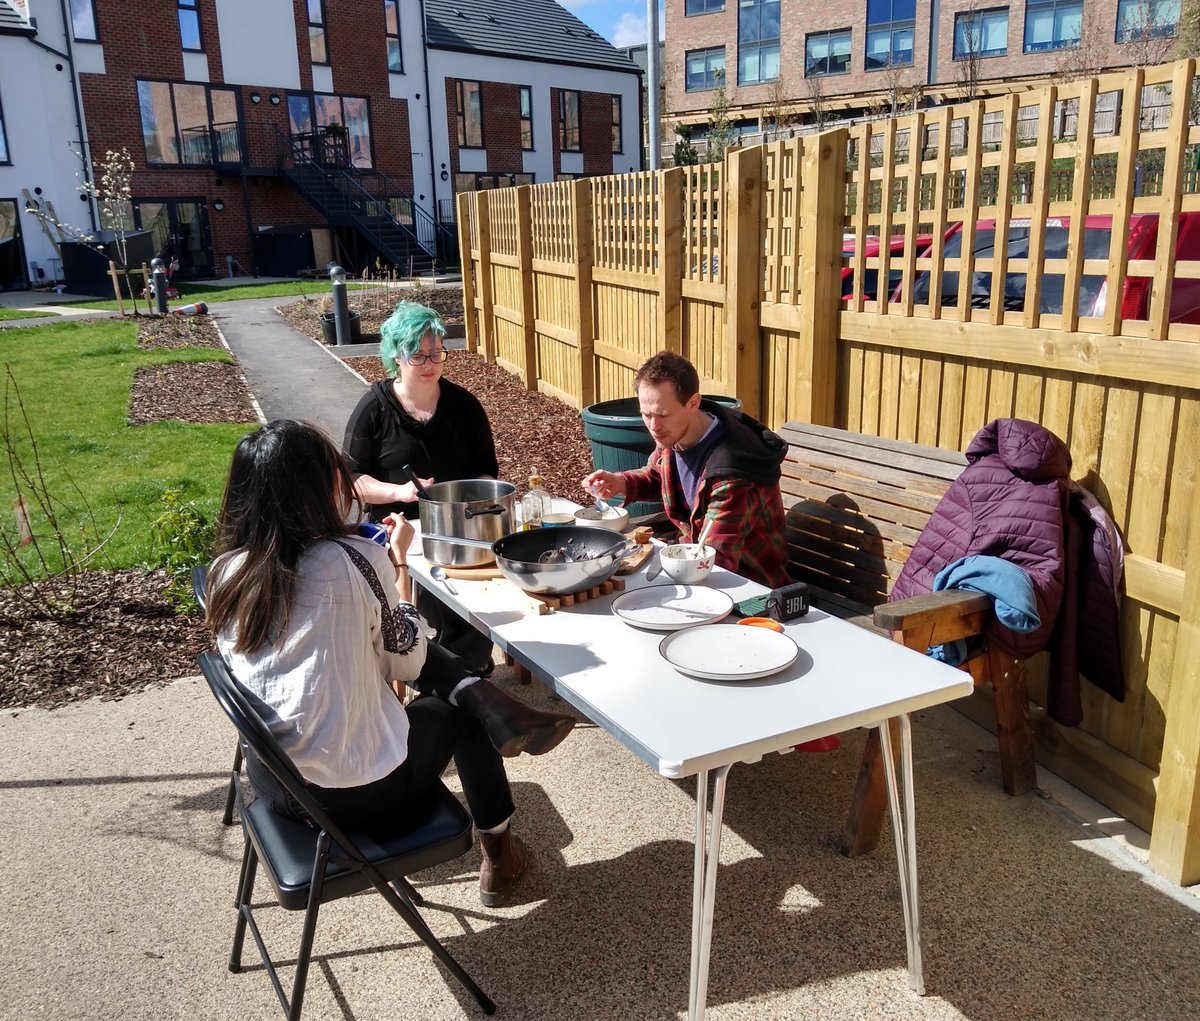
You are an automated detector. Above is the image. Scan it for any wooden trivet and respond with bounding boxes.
[526,575,626,611]
[616,526,654,575]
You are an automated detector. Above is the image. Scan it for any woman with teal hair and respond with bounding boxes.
[343,299,499,674]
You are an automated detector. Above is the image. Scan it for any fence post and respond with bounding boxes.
[475,191,495,364]
[572,179,596,407]
[515,186,537,390]
[658,167,683,354]
[796,129,847,427]
[456,192,478,354]
[1149,464,1200,885]
[724,147,763,418]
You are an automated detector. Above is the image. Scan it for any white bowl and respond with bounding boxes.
[658,543,715,585]
[574,505,630,532]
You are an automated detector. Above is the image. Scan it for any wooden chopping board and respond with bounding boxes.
[616,526,654,575]
[439,562,504,580]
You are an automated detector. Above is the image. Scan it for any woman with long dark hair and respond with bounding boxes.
[206,420,573,906]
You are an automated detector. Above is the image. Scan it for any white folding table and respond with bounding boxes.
[407,532,972,1020]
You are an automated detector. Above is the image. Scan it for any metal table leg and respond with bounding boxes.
[688,763,733,1021]
[878,713,925,994]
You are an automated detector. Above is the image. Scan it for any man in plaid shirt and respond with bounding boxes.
[583,352,790,588]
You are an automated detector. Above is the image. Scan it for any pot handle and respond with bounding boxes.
[422,531,495,550]
[464,504,506,519]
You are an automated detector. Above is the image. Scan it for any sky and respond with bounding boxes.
[559,0,665,49]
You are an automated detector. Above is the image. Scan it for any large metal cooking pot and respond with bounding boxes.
[423,525,636,596]
[418,479,516,568]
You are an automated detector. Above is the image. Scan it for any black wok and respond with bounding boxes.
[422,525,636,596]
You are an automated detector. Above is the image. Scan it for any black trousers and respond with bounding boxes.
[248,643,514,832]
[417,584,495,673]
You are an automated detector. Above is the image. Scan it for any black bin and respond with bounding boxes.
[60,230,156,297]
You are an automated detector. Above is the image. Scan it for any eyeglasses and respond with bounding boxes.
[405,349,448,365]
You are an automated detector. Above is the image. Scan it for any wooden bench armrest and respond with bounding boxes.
[874,589,992,649]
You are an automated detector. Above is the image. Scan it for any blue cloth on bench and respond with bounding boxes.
[928,555,1040,666]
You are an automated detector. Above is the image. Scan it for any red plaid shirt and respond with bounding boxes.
[622,443,790,588]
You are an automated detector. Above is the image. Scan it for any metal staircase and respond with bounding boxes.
[279,133,443,275]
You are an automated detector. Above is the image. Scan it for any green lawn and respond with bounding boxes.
[0,308,55,321]
[0,319,252,579]
[62,278,346,311]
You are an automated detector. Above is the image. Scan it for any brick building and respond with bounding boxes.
[0,0,640,291]
[666,0,1181,150]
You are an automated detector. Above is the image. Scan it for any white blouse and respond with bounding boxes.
[215,534,425,788]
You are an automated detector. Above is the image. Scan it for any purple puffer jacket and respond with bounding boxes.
[890,418,1071,660]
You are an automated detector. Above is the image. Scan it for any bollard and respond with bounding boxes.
[328,263,350,346]
[150,258,169,315]
[174,301,208,315]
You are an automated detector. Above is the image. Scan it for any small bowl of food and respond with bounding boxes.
[658,543,715,585]
[574,504,630,532]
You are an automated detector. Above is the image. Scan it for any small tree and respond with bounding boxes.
[804,73,831,131]
[704,69,737,163]
[955,1,986,101]
[1116,0,1180,68]
[23,148,139,309]
[673,124,700,166]
[762,76,795,140]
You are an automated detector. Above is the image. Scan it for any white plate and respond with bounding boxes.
[659,624,799,681]
[610,585,733,631]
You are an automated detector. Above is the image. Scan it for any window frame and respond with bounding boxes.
[178,0,203,53]
[136,79,244,168]
[804,28,853,77]
[737,0,781,86]
[611,95,623,154]
[1115,0,1180,42]
[953,6,1009,59]
[685,46,726,92]
[0,89,10,165]
[685,0,725,13]
[559,89,581,153]
[519,85,534,151]
[308,0,329,66]
[68,0,99,42]
[384,0,403,73]
[455,80,483,149]
[865,0,916,70]
[1022,0,1083,52]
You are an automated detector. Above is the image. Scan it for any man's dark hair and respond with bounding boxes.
[634,351,699,401]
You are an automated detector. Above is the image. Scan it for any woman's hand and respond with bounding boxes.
[582,470,626,500]
[383,513,414,563]
[393,477,434,504]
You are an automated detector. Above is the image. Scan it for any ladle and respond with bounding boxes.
[402,463,433,500]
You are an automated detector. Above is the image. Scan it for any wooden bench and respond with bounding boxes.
[778,421,1038,856]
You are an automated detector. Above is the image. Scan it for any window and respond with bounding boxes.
[456,81,483,148]
[954,7,1009,58]
[866,0,916,69]
[68,0,98,41]
[308,0,328,65]
[384,0,402,72]
[737,0,780,85]
[686,0,724,12]
[611,95,623,154]
[1116,0,1179,42]
[686,47,725,91]
[137,80,242,166]
[520,86,533,150]
[1024,0,1082,51]
[288,93,374,168]
[454,172,535,192]
[178,0,202,52]
[805,29,852,76]
[560,90,580,152]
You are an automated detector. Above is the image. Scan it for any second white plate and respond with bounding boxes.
[610,584,733,631]
[659,624,799,681]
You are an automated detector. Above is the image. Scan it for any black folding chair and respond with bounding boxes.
[192,565,243,827]
[197,651,495,1019]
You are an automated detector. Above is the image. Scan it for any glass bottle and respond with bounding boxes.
[521,469,551,529]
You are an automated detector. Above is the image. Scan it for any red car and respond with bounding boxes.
[841,233,932,302]
[901,214,1200,323]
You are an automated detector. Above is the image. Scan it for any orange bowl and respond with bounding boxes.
[738,616,783,632]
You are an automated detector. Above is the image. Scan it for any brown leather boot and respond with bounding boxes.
[455,680,575,757]
[478,829,530,907]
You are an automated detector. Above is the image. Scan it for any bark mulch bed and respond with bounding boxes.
[0,571,212,711]
[275,284,464,343]
[129,361,259,425]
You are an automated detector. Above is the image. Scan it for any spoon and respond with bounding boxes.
[589,482,616,516]
[430,565,457,594]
